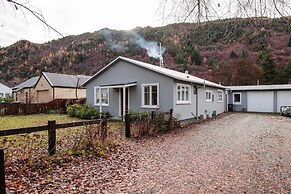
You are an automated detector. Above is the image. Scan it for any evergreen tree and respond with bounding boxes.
[242,49,248,59]
[191,49,202,65]
[283,60,291,83]
[288,36,291,47]
[260,52,278,84]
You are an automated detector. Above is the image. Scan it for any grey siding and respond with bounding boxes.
[86,61,174,117]
[197,87,226,119]
[228,91,247,112]
[172,81,197,120]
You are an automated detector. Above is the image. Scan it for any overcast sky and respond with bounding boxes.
[0,0,165,47]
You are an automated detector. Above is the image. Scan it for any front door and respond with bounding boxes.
[120,88,129,117]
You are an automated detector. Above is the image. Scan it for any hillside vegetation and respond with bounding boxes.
[0,18,290,87]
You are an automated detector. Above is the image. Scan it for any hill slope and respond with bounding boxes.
[0,18,290,87]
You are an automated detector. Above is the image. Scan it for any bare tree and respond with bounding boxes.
[157,0,291,23]
[4,0,63,37]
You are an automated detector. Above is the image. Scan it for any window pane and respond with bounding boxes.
[152,86,157,105]
[177,86,181,101]
[181,86,185,101]
[234,94,240,103]
[144,86,150,105]
[185,87,189,101]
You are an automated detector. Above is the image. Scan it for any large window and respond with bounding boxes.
[177,84,191,104]
[94,87,109,106]
[206,90,212,102]
[233,92,241,105]
[142,83,159,108]
[217,90,223,102]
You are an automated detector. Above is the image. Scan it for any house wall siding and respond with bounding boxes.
[229,91,248,112]
[54,88,86,99]
[197,87,226,118]
[172,81,197,120]
[14,88,37,103]
[86,61,174,117]
[35,76,53,103]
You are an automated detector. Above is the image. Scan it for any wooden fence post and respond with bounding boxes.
[169,109,173,130]
[0,149,6,194]
[48,120,56,155]
[100,117,108,141]
[125,113,131,138]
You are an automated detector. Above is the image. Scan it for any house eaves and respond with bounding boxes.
[228,84,291,91]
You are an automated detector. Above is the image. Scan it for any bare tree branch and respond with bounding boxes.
[6,0,64,38]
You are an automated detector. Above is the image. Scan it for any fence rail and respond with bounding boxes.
[0,118,106,194]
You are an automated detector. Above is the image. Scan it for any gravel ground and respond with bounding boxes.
[7,113,291,193]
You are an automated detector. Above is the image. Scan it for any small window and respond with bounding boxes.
[94,87,109,106]
[0,93,3,97]
[206,90,212,102]
[142,83,159,108]
[177,84,191,104]
[233,92,241,105]
[217,90,223,102]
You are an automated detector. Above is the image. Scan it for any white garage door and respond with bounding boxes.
[247,91,274,112]
[277,91,291,112]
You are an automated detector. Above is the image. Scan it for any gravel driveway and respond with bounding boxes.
[111,113,291,193]
[15,113,291,193]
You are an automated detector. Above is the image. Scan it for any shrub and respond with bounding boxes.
[67,104,82,117]
[78,104,100,119]
[67,104,100,119]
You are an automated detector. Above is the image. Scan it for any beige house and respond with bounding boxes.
[34,72,91,103]
[12,77,39,103]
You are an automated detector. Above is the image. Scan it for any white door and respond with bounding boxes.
[247,91,274,112]
[277,91,291,112]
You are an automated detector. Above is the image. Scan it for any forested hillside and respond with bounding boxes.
[0,18,290,87]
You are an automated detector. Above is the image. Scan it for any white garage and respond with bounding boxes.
[277,91,291,112]
[247,91,274,112]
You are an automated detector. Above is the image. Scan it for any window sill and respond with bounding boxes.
[176,102,191,105]
[94,104,109,107]
[205,100,212,102]
[217,101,223,103]
[141,105,159,109]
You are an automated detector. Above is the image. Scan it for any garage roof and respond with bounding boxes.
[228,84,291,91]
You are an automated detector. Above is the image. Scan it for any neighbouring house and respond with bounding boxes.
[34,72,91,103]
[0,82,12,99]
[12,77,39,103]
[83,56,226,120]
[227,84,291,113]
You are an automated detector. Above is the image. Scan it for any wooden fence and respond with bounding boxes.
[0,118,107,193]
[0,98,85,116]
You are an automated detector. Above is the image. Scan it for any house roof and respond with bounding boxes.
[0,82,12,93]
[84,56,225,89]
[41,72,91,88]
[12,77,39,92]
[228,84,291,91]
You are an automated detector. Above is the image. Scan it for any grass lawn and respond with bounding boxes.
[0,114,124,167]
[0,114,83,130]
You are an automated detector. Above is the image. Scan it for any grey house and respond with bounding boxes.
[84,56,226,120]
[228,85,291,113]
[0,82,12,98]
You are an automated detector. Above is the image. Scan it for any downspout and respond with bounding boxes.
[53,87,55,100]
[196,86,199,120]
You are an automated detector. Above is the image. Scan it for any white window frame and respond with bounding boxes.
[141,83,159,108]
[94,87,109,106]
[176,83,191,104]
[205,90,212,102]
[217,90,223,103]
[233,92,241,105]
